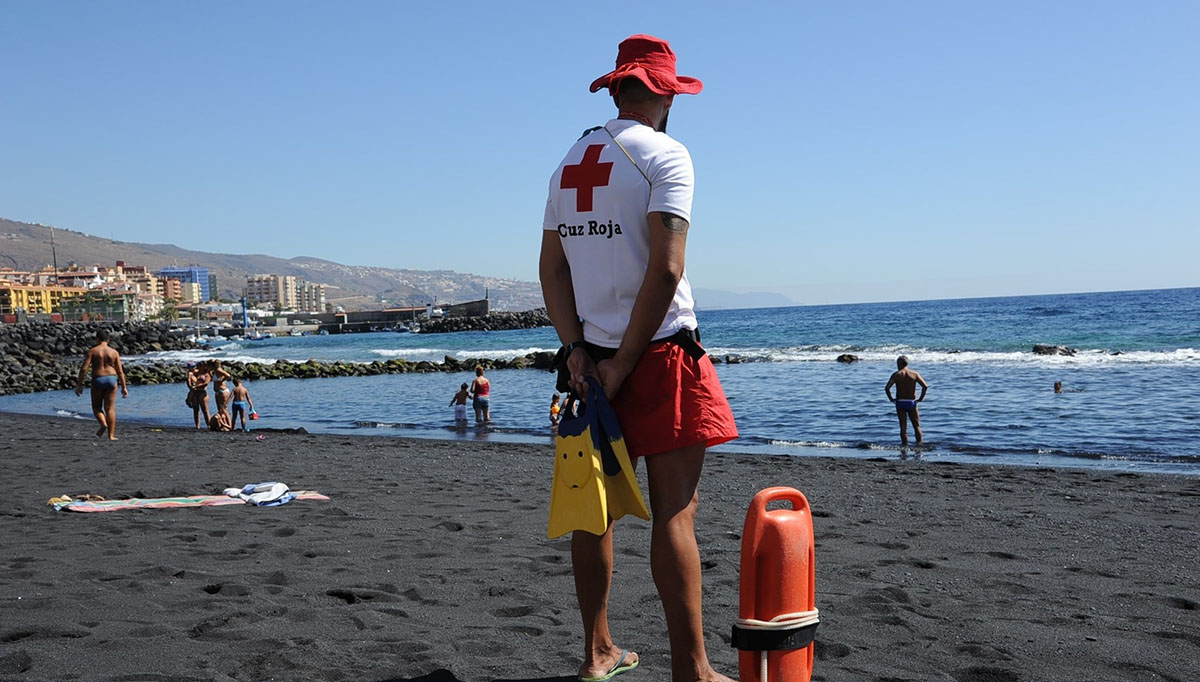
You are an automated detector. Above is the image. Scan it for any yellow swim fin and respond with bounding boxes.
[547,403,609,538]
[546,378,648,540]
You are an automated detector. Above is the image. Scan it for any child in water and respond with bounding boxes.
[229,378,255,432]
[549,393,562,427]
[450,383,470,423]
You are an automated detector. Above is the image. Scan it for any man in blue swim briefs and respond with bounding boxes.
[75,329,129,440]
[885,355,929,445]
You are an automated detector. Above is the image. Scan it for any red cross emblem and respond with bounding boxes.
[560,144,613,212]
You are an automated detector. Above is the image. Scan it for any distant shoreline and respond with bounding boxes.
[7,404,1199,478]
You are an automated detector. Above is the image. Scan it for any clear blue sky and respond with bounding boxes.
[2,1,1197,305]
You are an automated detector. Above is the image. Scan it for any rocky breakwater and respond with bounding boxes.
[419,309,551,334]
[124,352,562,386]
[0,322,200,396]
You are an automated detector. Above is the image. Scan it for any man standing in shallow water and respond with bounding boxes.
[540,34,739,682]
[75,329,128,440]
[885,355,929,445]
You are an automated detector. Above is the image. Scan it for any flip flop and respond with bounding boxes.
[579,649,638,682]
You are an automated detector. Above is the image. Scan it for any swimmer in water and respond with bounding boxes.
[885,355,929,445]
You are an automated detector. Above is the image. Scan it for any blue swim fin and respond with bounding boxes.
[589,379,649,525]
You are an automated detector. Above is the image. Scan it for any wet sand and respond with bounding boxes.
[1,411,1197,682]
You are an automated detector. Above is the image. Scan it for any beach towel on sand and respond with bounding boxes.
[49,487,329,512]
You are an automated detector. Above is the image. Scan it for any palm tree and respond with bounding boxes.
[157,300,180,322]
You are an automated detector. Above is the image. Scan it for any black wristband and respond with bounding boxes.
[563,341,585,357]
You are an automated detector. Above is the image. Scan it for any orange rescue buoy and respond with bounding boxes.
[732,486,819,682]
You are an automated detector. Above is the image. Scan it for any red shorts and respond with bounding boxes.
[609,341,739,458]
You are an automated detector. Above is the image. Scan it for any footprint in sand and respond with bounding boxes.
[491,605,537,618]
[952,666,1019,682]
[1162,596,1198,610]
[502,624,545,637]
[203,583,251,596]
[0,650,32,674]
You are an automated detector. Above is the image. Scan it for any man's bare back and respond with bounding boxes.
[888,368,924,400]
[86,343,122,378]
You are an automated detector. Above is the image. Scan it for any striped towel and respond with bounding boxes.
[50,491,330,512]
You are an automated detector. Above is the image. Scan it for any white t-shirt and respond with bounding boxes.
[543,118,698,348]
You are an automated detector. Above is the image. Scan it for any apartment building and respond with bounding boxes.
[246,274,298,310]
[158,266,211,301]
[179,282,204,305]
[0,283,89,315]
[160,277,182,302]
[58,290,137,322]
[297,281,327,313]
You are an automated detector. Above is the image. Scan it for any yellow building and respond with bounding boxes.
[0,283,89,315]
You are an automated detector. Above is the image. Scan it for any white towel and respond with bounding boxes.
[223,481,290,505]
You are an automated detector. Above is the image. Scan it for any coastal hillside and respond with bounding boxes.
[0,217,544,311]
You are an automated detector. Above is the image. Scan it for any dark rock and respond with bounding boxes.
[1032,344,1077,356]
[836,354,859,363]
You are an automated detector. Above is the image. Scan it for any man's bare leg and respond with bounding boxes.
[645,443,734,682]
[102,388,118,440]
[90,389,108,438]
[572,524,639,678]
[910,407,923,444]
[896,411,909,445]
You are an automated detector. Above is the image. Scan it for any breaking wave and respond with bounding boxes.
[705,345,1199,367]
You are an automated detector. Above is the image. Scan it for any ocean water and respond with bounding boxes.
[4,287,1198,474]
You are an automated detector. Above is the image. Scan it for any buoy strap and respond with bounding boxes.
[735,609,820,630]
[731,610,820,651]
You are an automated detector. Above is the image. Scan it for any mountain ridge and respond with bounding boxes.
[0,217,543,311]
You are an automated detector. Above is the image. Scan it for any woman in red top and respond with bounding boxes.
[470,365,491,424]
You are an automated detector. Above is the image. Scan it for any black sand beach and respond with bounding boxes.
[1,411,1197,681]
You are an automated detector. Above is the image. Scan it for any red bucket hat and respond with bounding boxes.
[590,34,703,96]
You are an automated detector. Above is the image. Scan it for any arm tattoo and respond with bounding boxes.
[660,212,690,234]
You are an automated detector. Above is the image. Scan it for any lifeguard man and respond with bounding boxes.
[540,34,738,682]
